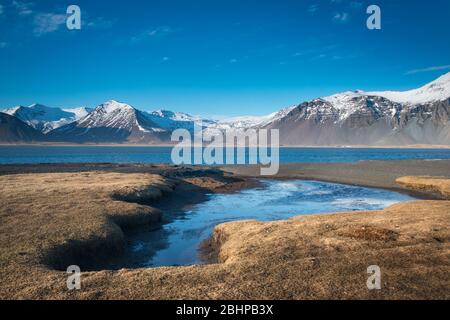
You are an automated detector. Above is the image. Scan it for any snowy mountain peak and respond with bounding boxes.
[78,100,138,129]
[97,100,135,113]
[261,105,296,125]
[62,107,92,119]
[431,71,450,84]
[2,105,23,115]
[151,109,195,122]
[367,72,450,104]
[323,91,365,108]
[312,73,450,122]
[1,103,90,133]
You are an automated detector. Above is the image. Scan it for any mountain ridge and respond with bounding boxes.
[1,72,450,145]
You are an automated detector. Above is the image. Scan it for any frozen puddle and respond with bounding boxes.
[118,180,414,268]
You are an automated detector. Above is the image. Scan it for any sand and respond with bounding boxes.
[222,160,450,197]
[0,162,449,299]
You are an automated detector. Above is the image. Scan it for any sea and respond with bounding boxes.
[1,146,450,164]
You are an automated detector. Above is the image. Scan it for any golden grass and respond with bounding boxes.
[0,172,174,297]
[0,171,449,299]
[396,176,450,199]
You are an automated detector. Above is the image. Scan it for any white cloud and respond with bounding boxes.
[131,26,175,43]
[86,17,113,30]
[0,4,4,15]
[12,1,34,16]
[0,42,8,48]
[405,65,450,75]
[33,13,66,36]
[332,12,349,23]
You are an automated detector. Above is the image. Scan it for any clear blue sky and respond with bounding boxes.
[0,0,449,117]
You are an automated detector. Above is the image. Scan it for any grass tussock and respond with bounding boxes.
[396,176,450,199]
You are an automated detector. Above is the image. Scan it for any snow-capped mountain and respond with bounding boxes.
[63,107,92,120]
[367,72,450,105]
[203,106,296,135]
[145,109,215,131]
[1,72,450,145]
[150,109,198,122]
[1,104,92,133]
[48,100,170,143]
[265,73,450,146]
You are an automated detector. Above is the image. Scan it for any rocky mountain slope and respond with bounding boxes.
[1,72,449,145]
[264,73,450,146]
[47,100,172,143]
[0,113,45,143]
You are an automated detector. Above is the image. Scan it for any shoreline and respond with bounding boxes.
[258,175,437,200]
[1,160,449,192]
[222,160,450,198]
[1,143,450,149]
[1,160,450,199]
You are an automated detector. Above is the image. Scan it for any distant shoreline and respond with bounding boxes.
[1,143,450,149]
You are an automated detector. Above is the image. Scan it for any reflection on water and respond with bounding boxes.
[116,180,414,268]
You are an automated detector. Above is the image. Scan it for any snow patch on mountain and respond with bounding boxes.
[367,72,450,104]
[77,100,139,129]
[1,103,92,133]
[211,106,296,129]
[63,107,92,120]
[321,91,367,121]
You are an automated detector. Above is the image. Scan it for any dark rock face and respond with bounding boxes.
[0,113,46,143]
[265,96,450,146]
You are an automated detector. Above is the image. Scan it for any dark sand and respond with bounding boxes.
[222,160,450,198]
[2,159,450,195]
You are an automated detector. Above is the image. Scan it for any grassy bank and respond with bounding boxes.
[0,163,449,299]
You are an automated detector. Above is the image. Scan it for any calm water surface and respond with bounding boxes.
[115,180,414,268]
[1,146,450,164]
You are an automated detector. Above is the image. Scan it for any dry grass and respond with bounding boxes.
[0,170,449,299]
[396,176,450,199]
[0,172,176,296]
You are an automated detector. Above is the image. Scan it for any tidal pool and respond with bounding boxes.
[116,180,414,268]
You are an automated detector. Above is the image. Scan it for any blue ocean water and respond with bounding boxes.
[1,146,450,164]
[120,180,414,268]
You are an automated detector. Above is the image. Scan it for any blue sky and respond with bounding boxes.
[0,0,449,117]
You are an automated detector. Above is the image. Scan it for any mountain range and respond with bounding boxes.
[1,72,450,146]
